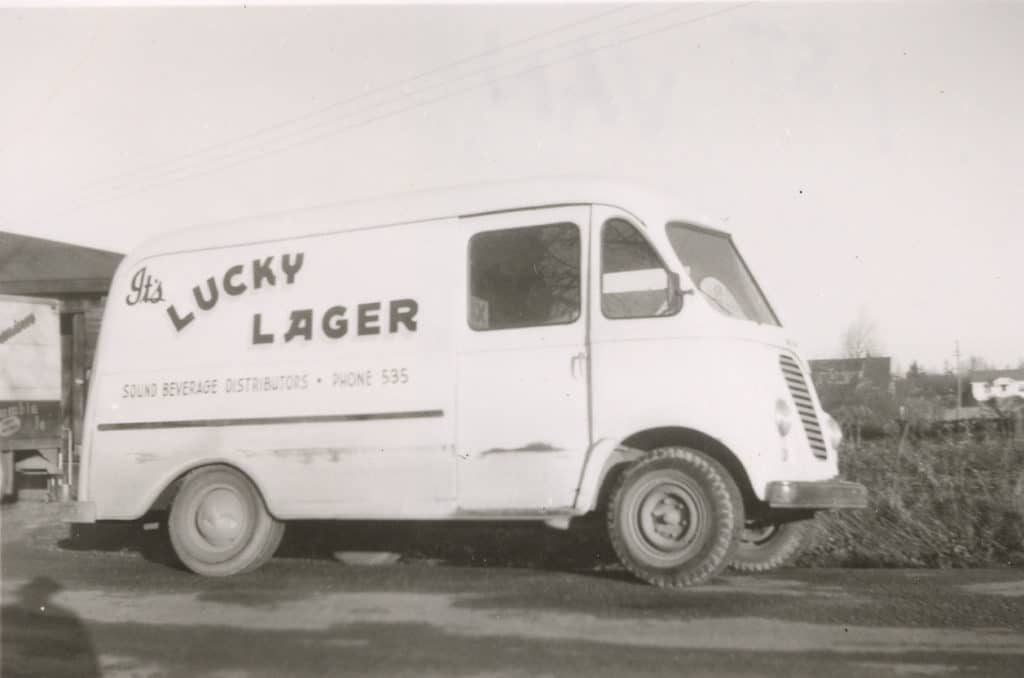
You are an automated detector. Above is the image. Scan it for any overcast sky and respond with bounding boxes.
[1,1,1021,372]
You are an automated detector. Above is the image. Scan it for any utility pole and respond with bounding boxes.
[955,340,962,423]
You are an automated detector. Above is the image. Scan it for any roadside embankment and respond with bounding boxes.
[800,439,1024,568]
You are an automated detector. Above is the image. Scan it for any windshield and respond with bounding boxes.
[665,222,779,326]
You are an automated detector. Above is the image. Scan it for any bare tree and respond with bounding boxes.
[840,311,881,359]
[968,355,993,372]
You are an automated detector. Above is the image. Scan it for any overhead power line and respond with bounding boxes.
[75,4,636,194]
[42,2,753,222]
[88,3,686,198]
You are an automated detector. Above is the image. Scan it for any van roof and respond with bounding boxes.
[129,177,710,262]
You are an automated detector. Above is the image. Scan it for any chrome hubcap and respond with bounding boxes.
[196,488,245,546]
[637,482,700,553]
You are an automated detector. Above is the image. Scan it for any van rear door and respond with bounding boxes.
[455,206,591,511]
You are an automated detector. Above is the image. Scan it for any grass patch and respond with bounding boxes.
[798,438,1024,568]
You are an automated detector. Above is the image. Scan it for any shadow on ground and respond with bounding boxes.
[56,513,626,577]
[1,576,101,678]
[56,517,181,569]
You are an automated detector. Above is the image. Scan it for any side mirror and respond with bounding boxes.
[667,272,693,313]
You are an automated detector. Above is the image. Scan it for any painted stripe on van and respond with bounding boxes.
[97,409,444,432]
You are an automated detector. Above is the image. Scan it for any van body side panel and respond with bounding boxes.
[88,220,459,520]
[587,335,841,499]
[454,206,592,511]
[588,336,781,500]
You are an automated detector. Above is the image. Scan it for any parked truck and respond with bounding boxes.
[0,294,64,500]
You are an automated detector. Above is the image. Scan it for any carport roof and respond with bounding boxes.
[0,231,123,296]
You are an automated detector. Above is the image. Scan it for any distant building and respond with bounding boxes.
[968,369,1024,435]
[809,357,892,393]
[969,369,1024,405]
[0,231,122,456]
[943,370,1023,432]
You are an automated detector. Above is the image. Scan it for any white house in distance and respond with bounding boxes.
[971,369,1024,406]
[970,369,1024,438]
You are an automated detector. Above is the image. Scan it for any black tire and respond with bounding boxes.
[730,519,813,573]
[607,447,744,588]
[237,513,286,575]
[168,465,284,576]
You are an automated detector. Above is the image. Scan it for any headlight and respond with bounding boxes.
[774,398,794,436]
[822,411,843,449]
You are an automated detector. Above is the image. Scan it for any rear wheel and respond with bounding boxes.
[730,518,813,573]
[168,465,284,576]
[607,447,743,588]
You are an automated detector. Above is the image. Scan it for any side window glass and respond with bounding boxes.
[468,222,581,331]
[601,218,674,319]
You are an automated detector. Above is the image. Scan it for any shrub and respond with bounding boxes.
[798,438,1024,568]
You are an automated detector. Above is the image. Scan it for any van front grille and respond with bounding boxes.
[779,353,827,459]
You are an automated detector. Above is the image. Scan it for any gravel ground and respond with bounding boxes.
[3,500,1023,678]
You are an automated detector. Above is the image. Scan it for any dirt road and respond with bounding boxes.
[3,502,1022,677]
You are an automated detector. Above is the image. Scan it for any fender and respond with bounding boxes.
[93,453,278,521]
[573,438,644,512]
[573,424,769,514]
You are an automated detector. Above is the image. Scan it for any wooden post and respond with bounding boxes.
[71,312,87,446]
[61,331,73,433]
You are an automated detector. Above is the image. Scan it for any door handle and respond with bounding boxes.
[570,351,587,379]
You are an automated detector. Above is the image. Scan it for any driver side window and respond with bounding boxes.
[601,219,675,319]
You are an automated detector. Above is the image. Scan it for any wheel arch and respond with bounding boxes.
[146,459,277,518]
[593,427,758,516]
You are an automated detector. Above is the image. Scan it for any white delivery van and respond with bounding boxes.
[64,179,866,586]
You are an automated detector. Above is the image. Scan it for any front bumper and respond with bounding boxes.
[766,479,868,510]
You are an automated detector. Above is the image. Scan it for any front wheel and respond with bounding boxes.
[730,518,813,573]
[607,447,744,588]
[168,465,284,576]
